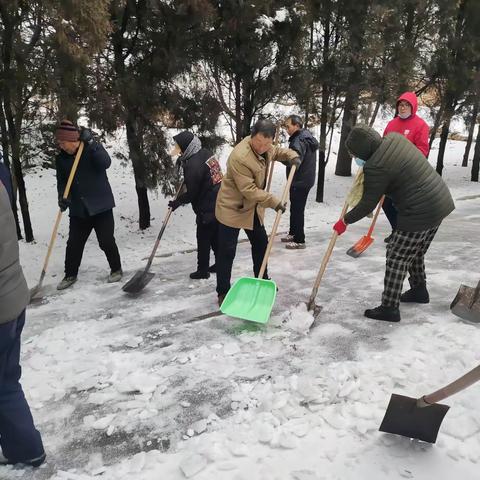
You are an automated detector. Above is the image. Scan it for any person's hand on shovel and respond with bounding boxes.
[333,218,348,235]
[274,201,287,213]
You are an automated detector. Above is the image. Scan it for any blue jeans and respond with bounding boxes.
[0,311,44,463]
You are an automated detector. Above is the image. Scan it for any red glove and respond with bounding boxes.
[333,219,347,235]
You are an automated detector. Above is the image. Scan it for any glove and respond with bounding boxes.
[79,127,93,145]
[168,199,181,211]
[333,219,347,235]
[274,201,286,213]
[290,156,301,168]
[58,198,70,212]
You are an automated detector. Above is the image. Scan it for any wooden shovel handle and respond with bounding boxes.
[306,169,363,311]
[258,165,297,279]
[36,141,85,287]
[265,121,282,193]
[366,195,385,238]
[420,364,480,406]
[145,181,184,271]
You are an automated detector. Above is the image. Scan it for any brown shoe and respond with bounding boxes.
[218,294,226,307]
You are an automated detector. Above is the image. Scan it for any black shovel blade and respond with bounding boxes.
[122,270,155,294]
[379,393,450,444]
[346,246,361,258]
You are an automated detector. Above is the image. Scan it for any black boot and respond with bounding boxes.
[189,270,210,279]
[400,280,429,304]
[208,264,216,273]
[364,305,400,322]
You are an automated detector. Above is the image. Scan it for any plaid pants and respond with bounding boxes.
[382,226,439,308]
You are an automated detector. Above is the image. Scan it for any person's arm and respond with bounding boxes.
[272,145,302,167]
[89,143,112,170]
[231,159,280,209]
[414,122,430,158]
[0,163,13,204]
[344,167,389,225]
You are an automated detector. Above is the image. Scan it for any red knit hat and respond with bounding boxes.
[55,120,80,142]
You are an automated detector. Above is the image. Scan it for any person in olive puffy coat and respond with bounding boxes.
[0,184,45,468]
[333,125,454,322]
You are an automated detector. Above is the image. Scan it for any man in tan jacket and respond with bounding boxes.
[215,118,300,306]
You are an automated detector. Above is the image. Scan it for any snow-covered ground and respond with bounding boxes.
[3,122,480,480]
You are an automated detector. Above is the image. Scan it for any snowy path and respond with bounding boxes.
[3,138,480,479]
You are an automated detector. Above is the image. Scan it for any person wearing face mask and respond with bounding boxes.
[333,125,454,323]
[215,118,301,307]
[168,131,222,279]
[382,92,430,242]
[54,120,122,290]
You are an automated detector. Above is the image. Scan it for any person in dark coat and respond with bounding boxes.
[0,152,14,205]
[55,120,122,290]
[0,183,45,468]
[281,115,319,249]
[333,125,454,322]
[168,131,222,279]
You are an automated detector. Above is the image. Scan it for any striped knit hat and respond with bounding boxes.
[55,120,80,142]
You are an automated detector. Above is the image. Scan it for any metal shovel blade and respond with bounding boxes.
[122,270,155,294]
[346,235,374,258]
[220,277,277,324]
[450,284,480,323]
[29,285,43,304]
[379,393,450,443]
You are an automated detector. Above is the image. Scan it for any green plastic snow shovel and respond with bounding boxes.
[220,164,297,324]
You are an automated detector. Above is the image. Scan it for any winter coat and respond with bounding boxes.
[287,129,319,189]
[215,136,300,230]
[0,161,13,204]
[383,92,430,157]
[344,130,454,232]
[177,148,222,224]
[0,184,29,324]
[56,141,115,218]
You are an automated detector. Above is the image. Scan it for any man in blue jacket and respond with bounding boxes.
[55,120,122,290]
[282,115,319,249]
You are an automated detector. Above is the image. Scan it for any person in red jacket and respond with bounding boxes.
[382,92,430,241]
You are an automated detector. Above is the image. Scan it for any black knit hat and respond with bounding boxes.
[345,125,382,161]
[173,131,194,153]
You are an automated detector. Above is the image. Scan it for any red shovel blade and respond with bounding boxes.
[346,235,374,258]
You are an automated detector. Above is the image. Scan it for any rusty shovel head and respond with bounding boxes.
[379,393,450,443]
[450,283,480,323]
[122,270,155,294]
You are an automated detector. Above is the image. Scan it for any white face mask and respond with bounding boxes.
[398,112,411,120]
[354,157,366,167]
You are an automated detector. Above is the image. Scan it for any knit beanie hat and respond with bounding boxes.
[173,131,194,153]
[55,120,80,142]
[345,125,382,161]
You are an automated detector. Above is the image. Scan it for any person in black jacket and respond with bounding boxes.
[55,120,122,290]
[168,131,221,279]
[281,115,319,249]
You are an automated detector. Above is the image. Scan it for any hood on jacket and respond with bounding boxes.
[291,129,319,151]
[345,125,382,161]
[396,91,418,116]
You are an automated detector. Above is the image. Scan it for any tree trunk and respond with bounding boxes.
[316,83,330,203]
[234,75,242,144]
[436,95,456,176]
[368,101,381,127]
[472,121,480,182]
[429,104,443,150]
[126,114,151,230]
[335,84,360,176]
[462,102,479,167]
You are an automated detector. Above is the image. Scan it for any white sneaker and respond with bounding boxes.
[285,242,306,250]
[108,270,123,283]
[281,234,294,243]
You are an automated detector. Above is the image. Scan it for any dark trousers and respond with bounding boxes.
[0,311,44,463]
[382,227,439,308]
[196,216,219,272]
[65,209,121,277]
[382,196,398,230]
[216,213,269,295]
[289,186,310,243]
